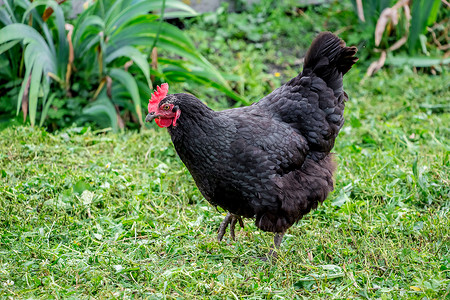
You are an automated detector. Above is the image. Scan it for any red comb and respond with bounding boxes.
[148,83,169,113]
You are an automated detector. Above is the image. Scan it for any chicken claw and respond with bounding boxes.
[217,213,244,241]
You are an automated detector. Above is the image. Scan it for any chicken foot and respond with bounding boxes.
[267,231,285,259]
[217,212,244,241]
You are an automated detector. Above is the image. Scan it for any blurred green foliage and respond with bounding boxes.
[0,0,448,130]
[0,0,244,131]
[348,0,448,66]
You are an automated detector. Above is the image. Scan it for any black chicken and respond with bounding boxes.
[146,32,357,256]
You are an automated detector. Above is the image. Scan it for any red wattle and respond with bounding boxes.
[156,118,173,128]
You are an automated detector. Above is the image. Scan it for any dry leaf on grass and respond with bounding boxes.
[355,0,365,22]
[65,24,74,86]
[366,50,387,77]
[366,0,412,77]
[374,0,410,46]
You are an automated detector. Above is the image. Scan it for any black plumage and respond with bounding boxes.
[146,32,358,255]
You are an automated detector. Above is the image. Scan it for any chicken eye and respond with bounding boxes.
[162,104,170,111]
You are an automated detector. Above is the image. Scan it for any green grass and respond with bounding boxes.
[0,68,449,298]
[1,2,449,297]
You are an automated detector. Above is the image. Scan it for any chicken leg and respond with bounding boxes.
[267,231,285,259]
[217,212,244,241]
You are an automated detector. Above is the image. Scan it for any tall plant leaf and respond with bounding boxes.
[0,24,53,61]
[109,22,230,88]
[408,0,441,52]
[105,0,195,32]
[0,40,20,55]
[83,93,118,131]
[72,15,105,49]
[39,94,56,126]
[109,68,143,126]
[106,46,151,88]
[426,0,441,26]
[160,65,249,105]
[0,24,55,125]
[28,56,44,127]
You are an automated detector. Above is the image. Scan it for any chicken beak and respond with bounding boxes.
[145,113,159,122]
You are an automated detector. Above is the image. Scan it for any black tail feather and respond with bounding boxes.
[303,32,358,95]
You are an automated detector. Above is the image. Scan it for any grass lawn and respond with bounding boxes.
[0,68,449,298]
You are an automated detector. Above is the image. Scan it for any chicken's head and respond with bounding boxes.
[145,83,181,128]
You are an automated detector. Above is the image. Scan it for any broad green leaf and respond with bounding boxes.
[156,36,230,88]
[39,93,56,127]
[115,14,159,29]
[23,39,54,76]
[82,93,118,131]
[109,23,229,88]
[0,24,57,78]
[105,0,161,33]
[77,34,101,58]
[103,0,125,25]
[162,68,249,105]
[106,46,151,88]
[426,0,441,26]
[386,55,450,67]
[105,0,196,33]
[408,0,439,52]
[110,21,195,53]
[73,15,105,48]
[109,68,143,125]
[159,0,197,16]
[163,11,198,19]
[28,57,44,127]
[137,80,152,100]
[0,7,14,26]
[0,0,16,25]
[21,0,67,63]
[0,40,20,55]
[0,24,52,58]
